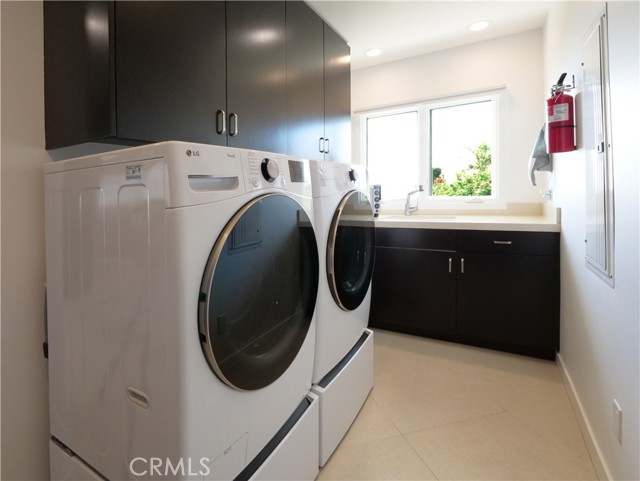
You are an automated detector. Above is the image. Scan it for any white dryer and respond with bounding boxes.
[309,161,376,466]
[44,142,320,481]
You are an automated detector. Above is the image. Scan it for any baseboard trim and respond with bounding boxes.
[557,353,612,481]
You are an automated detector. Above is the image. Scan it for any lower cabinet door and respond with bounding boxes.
[370,247,456,336]
[456,252,559,355]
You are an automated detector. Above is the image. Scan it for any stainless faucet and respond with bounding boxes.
[404,185,424,215]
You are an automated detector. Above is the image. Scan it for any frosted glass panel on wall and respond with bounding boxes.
[582,11,614,285]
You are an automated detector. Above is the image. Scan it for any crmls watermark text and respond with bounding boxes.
[129,457,212,477]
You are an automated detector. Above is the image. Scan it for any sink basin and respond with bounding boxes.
[380,215,457,221]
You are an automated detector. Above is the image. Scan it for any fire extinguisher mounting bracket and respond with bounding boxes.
[551,73,575,95]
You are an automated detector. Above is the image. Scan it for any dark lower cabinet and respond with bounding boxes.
[456,252,559,358]
[371,247,456,336]
[369,228,560,360]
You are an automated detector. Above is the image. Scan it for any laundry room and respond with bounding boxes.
[1,2,639,481]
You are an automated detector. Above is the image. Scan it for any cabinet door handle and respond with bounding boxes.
[448,257,452,273]
[493,240,512,245]
[319,137,325,153]
[216,109,226,135]
[324,138,330,154]
[229,113,239,137]
[460,258,465,274]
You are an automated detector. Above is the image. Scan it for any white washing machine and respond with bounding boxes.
[309,161,376,466]
[44,142,320,481]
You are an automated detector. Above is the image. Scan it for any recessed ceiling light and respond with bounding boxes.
[365,48,382,57]
[468,20,490,32]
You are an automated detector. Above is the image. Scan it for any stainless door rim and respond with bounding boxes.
[198,192,305,391]
[326,189,373,311]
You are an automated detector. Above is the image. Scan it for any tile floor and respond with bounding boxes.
[317,329,598,481]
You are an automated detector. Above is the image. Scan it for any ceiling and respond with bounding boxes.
[307,1,552,70]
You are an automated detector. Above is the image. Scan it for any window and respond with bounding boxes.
[363,95,497,202]
[365,108,419,200]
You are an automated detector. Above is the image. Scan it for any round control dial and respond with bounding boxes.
[261,158,280,182]
[348,169,358,182]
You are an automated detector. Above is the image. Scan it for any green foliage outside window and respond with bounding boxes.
[432,143,492,196]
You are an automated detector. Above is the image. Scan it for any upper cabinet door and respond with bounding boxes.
[285,1,325,161]
[44,1,115,149]
[44,1,348,156]
[226,1,287,154]
[323,24,351,163]
[115,1,227,145]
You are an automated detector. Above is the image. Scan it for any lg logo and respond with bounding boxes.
[186,149,200,157]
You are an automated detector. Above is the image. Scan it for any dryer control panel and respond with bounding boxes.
[243,150,312,198]
[260,158,280,182]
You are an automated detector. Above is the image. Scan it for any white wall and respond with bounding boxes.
[544,2,639,480]
[351,29,545,206]
[1,2,51,479]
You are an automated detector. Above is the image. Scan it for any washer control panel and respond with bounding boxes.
[247,151,285,189]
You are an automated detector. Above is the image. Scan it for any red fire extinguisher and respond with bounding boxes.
[546,73,576,153]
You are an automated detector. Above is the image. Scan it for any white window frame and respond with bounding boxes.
[360,92,501,211]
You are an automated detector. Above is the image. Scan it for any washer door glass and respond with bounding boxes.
[199,194,319,391]
[327,190,376,311]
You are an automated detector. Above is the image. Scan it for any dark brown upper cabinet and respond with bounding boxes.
[44,1,350,159]
[285,2,352,163]
[225,1,287,154]
[285,1,325,161]
[44,1,115,149]
[114,1,226,146]
[323,22,351,163]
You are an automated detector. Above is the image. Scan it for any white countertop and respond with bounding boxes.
[374,204,561,232]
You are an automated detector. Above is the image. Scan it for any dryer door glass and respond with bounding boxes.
[327,190,376,311]
[199,194,319,391]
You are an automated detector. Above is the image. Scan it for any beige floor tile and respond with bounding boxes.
[374,329,439,355]
[500,384,591,460]
[435,340,561,384]
[372,333,505,433]
[319,330,597,481]
[373,379,505,435]
[317,435,438,481]
[405,411,597,480]
[425,336,590,458]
